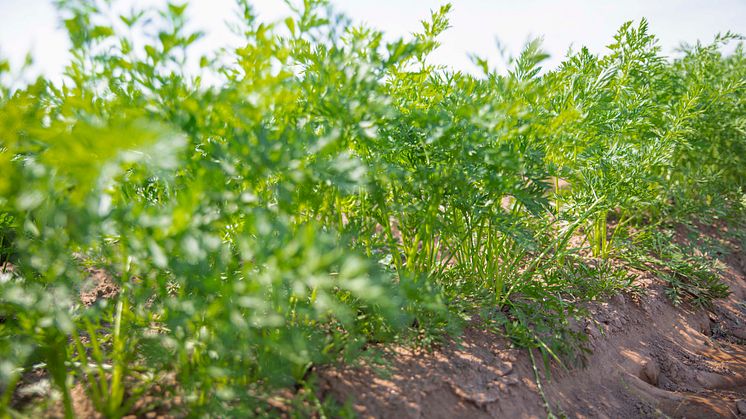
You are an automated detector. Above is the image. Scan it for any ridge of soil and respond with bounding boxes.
[317,225,746,418]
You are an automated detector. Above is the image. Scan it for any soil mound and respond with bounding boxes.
[317,227,746,418]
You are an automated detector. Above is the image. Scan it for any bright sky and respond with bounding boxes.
[1,0,745,81]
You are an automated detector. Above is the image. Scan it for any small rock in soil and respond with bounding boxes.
[641,360,660,386]
[498,362,514,376]
[730,326,746,340]
[586,325,601,339]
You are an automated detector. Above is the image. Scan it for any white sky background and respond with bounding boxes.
[1,0,745,82]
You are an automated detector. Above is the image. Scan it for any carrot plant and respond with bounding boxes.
[1,1,745,417]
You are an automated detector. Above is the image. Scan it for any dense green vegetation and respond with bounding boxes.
[1,1,745,416]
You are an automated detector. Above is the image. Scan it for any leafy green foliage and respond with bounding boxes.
[623,227,731,308]
[1,1,745,417]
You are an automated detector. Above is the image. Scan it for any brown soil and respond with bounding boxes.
[316,225,746,418]
[79,267,120,306]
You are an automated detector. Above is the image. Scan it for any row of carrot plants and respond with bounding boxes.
[1,1,745,416]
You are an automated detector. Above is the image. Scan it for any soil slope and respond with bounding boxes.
[318,225,746,418]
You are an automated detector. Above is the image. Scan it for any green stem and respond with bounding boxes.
[529,349,556,419]
[0,367,21,412]
[109,298,125,414]
[554,176,561,215]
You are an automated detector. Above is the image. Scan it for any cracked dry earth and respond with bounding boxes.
[317,226,746,418]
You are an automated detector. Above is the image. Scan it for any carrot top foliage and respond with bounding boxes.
[1,1,745,417]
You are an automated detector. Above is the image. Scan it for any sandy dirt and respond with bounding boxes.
[317,224,746,418]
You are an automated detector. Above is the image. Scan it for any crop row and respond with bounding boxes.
[1,1,745,417]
